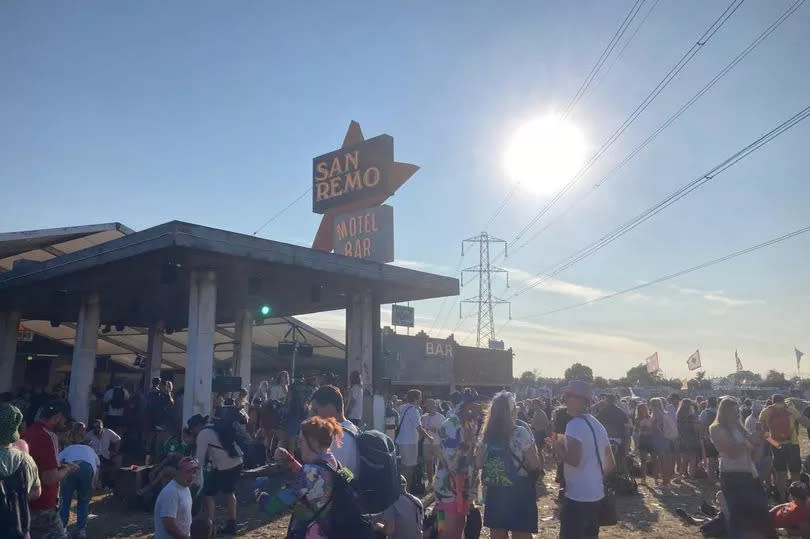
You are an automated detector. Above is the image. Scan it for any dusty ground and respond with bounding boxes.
[76,439,810,538]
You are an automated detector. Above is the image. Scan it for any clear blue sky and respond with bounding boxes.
[2,1,808,378]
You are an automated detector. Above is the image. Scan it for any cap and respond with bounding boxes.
[560,380,593,401]
[0,404,23,445]
[178,457,200,472]
[187,414,207,429]
[40,399,71,421]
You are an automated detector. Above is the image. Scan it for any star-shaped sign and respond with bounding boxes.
[312,121,418,251]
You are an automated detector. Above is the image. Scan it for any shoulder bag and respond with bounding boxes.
[578,416,617,526]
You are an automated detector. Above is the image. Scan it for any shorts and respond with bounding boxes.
[398,443,418,467]
[203,464,242,496]
[559,498,600,539]
[30,508,68,539]
[772,443,801,473]
[423,443,442,461]
[437,499,471,516]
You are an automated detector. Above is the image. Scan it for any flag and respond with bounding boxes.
[735,350,743,371]
[687,349,701,371]
[681,378,689,391]
[645,352,659,374]
[797,347,805,371]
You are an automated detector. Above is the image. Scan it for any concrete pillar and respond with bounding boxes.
[69,294,99,423]
[144,322,164,393]
[347,290,376,425]
[0,312,21,394]
[183,271,217,427]
[234,310,252,393]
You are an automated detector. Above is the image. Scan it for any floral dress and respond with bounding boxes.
[256,452,348,539]
[433,411,477,507]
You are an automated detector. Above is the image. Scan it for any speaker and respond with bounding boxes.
[298,343,313,357]
[278,341,295,356]
[212,376,242,393]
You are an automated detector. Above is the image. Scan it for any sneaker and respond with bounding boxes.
[700,501,718,517]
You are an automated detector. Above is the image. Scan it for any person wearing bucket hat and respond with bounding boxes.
[0,403,42,538]
[551,380,615,539]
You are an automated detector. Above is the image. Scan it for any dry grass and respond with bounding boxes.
[79,437,810,537]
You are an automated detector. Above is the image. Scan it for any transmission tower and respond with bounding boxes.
[460,232,511,347]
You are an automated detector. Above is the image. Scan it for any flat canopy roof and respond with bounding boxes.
[0,221,458,329]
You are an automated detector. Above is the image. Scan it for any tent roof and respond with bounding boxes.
[0,223,133,271]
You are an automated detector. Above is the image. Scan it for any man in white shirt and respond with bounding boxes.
[420,399,444,486]
[196,415,244,535]
[346,371,364,426]
[310,385,359,478]
[102,383,130,431]
[85,419,122,487]
[552,380,615,539]
[395,389,432,492]
[154,457,198,539]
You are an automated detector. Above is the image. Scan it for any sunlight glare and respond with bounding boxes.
[505,114,588,195]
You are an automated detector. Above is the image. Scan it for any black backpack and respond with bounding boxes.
[311,461,374,539]
[0,461,29,539]
[110,386,126,409]
[349,428,400,514]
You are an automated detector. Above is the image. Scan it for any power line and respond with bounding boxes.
[562,0,648,119]
[252,186,311,236]
[505,0,745,252]
[509,104,810,298]
[481,0,649,230]
[517,223,810,318]
[509,0,806,254]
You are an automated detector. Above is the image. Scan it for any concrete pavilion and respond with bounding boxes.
[0,221,458,426]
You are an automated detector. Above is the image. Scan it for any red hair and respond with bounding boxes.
[300,416,343,450]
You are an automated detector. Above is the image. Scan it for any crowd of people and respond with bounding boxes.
[4,371,810,538]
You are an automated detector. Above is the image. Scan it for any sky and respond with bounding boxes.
[2,1,809,379]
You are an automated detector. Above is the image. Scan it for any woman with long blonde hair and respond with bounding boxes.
[709,397,773,538]
[649,398,673,484]
[477,391,539,539]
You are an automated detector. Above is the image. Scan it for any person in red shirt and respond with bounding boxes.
[23,399,78,539]
[771,481,810,534]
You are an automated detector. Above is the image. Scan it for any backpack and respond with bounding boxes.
[310,461,374,539]
[768,406,794,443]
[110,386,126,410]
[481,434,521,488]
[347,428,400,514]
[0,461,29,539]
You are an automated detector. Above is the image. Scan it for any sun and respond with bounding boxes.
[505,114,588,195]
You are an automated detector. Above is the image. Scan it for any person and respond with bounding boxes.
[633,403,655,484]
[433,390,479,539]
[375,475,424,539]
[57,422,100,537]
[310,384,359,478]
[676,399,702,478]
[103,381,130,432]
[552,402,573,492]
[255,416,346,537]
[285,376,315,454]
[710,396,773,538]
[85,418,121,487]
[530,399,549,474]
[346,370,364,426]
[594,394,630,475]
[252,380,269,404]
[395,389,432,490]
[268,371,289,404]
[185,414,207,457]
[700,396,720,479]
[421,398,445,486]
[24,399,77,539]
[551,380,614,539]
[769,480,810,535]
[759,394,810,502]
[153,457,199,539]
[0,403,41,539]
[195,413,244,535]
[477,391,539,539]
[649,397,674,484]
[384,396,400,440]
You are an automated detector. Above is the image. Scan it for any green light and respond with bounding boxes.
[260,305,271,316]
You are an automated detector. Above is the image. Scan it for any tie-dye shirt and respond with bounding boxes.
[433,411,478,503]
